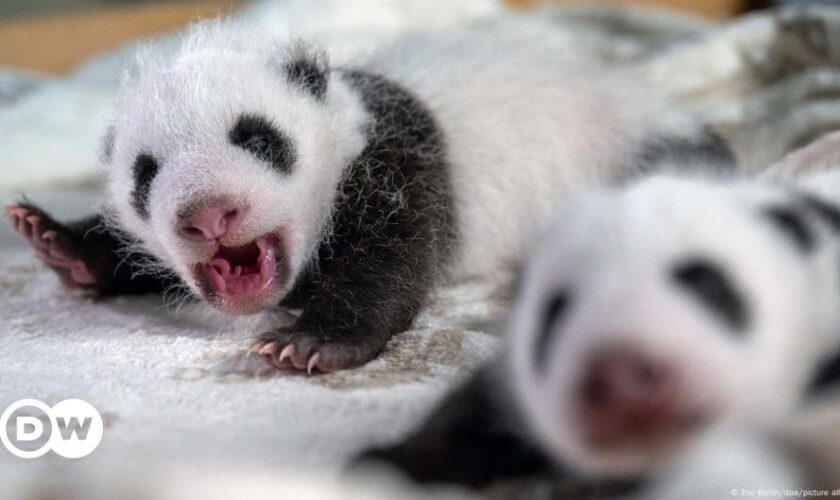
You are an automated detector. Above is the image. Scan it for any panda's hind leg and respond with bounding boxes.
[7,204,98,288]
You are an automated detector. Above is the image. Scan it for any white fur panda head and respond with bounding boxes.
[104,25,369,314]
[510,174,840,478]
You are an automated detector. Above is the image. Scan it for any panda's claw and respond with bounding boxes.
[277,344,295,364]
[254,328,375,374]
[15,212,33,240]
[258,341,278,356]
[306,353,321,375]
[247,341,265,356]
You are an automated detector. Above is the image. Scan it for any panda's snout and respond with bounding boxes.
[177,197,244,243]
[578,344,700,448]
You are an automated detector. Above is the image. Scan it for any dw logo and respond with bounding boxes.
[0,399,104,459]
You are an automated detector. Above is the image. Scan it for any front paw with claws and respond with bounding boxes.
[6,204,97,288]
[249,328,379,374]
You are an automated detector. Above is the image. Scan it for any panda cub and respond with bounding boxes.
[4,22,732,373]
[358,170,840,491]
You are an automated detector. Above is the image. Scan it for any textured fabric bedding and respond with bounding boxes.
[3,1,840,498]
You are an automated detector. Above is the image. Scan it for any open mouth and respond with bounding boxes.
[197,234,283,311]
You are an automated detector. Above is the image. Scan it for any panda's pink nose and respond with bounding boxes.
[178,203,242,242]
[579,345,679,445]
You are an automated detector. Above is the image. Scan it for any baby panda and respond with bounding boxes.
[4,21,733,373]
[357,170,840,492]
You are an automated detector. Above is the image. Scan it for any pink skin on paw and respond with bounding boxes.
[5,205,96,287]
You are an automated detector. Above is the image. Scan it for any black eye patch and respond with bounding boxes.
[132,153,159,219]
[762,205,815,253]
[534,292,571,371]
[672,258,749,332]
[807,350,840,396]
[229,114,296,175]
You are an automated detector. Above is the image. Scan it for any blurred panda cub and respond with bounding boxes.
[359,170,840,492]
[4,20,732,373]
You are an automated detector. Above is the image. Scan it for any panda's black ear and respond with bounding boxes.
[101,125,116,164]
[278,43,328,100]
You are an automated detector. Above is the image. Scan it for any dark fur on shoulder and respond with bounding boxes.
[263,69,456,370]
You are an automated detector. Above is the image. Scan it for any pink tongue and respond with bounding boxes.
[203,237,276,298]
[204,264,228,294]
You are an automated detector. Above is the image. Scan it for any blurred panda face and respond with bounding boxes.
[510,176,833,478]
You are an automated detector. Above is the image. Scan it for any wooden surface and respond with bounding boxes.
[509,0,742,19]
[0,1,243,74]
[0,0,742,75]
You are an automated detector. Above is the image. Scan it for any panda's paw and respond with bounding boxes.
[249,328,377,374]
[5,204,97,288]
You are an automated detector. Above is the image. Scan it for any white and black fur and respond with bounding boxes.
[5,21,733,372]
[357,169,840,491]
